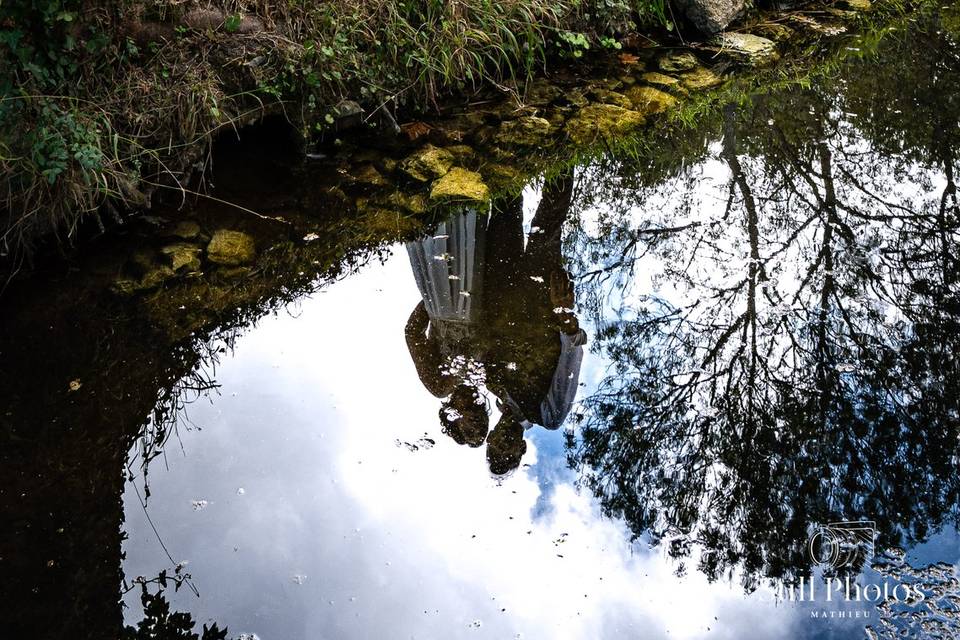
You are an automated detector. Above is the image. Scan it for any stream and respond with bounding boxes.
[2,7,959,640]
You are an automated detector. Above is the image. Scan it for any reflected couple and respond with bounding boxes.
[404,172,586,474]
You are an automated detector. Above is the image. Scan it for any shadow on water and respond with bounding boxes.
[0,6,958,639]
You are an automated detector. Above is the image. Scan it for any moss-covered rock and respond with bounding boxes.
[523,78,563,106]
[640,72,689,96]
[399,144,454,182]
[207,230,256,266]
[839,0,871,11]
[566,104,646,145]
[430,167,490,202]
[681,66,725,91]
[587,88,634,109]
[494,116,554,147]
[751,23,795,42]
[160,242,202,272]
[444,144,477,165]
[166,220,205,241]
[624,86,678,116]
[659,51,700,72]
[713,33,780,67]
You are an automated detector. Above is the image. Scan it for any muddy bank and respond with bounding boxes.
[0,0,892,265]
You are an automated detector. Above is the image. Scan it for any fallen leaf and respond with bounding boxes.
[401,121,432,141]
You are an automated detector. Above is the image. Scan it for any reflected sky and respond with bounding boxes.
[122,236,907,640]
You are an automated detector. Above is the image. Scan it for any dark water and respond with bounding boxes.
[3,7,960,640]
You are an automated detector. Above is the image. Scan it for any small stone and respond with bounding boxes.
[624,86,678,116]
[713,32,780,67]
[207,230,256,266]
[353,163,388,186]
[658,51,700,72]
[485,164,523,191]
[400,144,454,182]
[381,157,398,173]
[160,242,202,272]
[168,220,203,240]
[494,116,554,147]
[523,78,563,106]
[839,0,871,10]
[444,144,477,165]
[681,66,724,91]
[641,72,689,95]
[566,104,646,145]
[139,264,176,290]
[586,88,634,109]
[562,89,590,108]
[751,23,795,42]
[430,167,490,202]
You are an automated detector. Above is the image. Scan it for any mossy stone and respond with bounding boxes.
[523,79,563,106]
[713,33,780,67]
[587,88,633,109]
[640,72,689,96]
[566,104,646,145]
[681,66,725,91]
[161,242,202,272]
[430,167,490,202]
[399,144,454,182]
[624,86,678,116]
[659,50,699,72]
[494,116,554,147]
[207,230,256,266]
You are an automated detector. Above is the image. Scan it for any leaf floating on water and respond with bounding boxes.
[191,500,209,511]
[68,379,82,392]
[529,276,545,283]
[291,574,307,585]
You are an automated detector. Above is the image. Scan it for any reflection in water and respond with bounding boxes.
[1,7,959,639]
[406,172,587,474]
[567,8,960,599]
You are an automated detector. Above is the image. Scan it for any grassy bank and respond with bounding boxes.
[1,0,673,262]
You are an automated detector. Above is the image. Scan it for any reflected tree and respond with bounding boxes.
[567,15,960,588]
